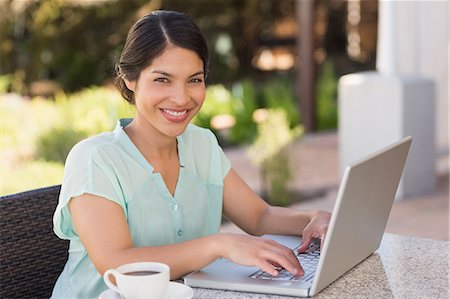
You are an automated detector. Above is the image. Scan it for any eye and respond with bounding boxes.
[154,77,169,83]
[189,78,203,84]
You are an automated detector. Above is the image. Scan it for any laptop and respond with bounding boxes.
[184,136,412,297]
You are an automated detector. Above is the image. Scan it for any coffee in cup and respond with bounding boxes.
[103,262,170,298]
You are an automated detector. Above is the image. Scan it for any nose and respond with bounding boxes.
[170,84,190,106]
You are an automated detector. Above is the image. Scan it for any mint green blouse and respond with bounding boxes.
[51,119,231,298]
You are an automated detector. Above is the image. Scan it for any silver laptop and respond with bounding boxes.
[184,136,412,297]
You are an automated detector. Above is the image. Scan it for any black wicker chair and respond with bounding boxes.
[0,185,69,299]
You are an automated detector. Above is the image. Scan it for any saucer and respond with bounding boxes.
[99,281,194,299]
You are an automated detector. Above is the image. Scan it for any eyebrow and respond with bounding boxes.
[151,70,205,78]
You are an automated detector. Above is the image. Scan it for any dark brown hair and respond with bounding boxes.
[115,10,209,104]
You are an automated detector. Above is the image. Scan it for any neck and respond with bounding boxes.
[124,117,178,160]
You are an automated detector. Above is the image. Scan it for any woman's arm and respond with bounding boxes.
[223,168,331,251]
[70,194,221,279]
[69,193,303,279]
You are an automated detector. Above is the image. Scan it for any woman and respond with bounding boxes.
[52,10,331,298]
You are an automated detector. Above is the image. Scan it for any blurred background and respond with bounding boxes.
[0,0,379,195]
[1,0,448,241]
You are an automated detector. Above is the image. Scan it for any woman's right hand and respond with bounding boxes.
[217,233,303,277]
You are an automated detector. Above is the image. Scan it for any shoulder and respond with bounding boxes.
[66,132,116,163]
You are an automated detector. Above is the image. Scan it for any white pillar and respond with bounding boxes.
[377,0,448,156]
[376,0,397,75]
[339,73,435,198]
[338,0,446,199]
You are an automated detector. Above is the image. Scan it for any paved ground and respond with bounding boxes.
[221,132,449,241]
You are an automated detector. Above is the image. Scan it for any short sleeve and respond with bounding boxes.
[200,128,231,180]
[215,138,231,179]
[53,138,126,240]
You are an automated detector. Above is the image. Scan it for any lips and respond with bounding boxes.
[160,108,190,122]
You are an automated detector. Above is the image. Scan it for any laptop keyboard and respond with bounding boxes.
[249,240,320,283]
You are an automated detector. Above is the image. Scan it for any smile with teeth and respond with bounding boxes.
[162,109,188,117]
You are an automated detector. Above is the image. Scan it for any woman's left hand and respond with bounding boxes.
[297,210,331,253]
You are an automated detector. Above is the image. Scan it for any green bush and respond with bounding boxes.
[2,86,134,194]
[195,79,300,146]
[52,86,134,135]
[0,74,13,93]
[35,86,134,163]
[36,126,88,163]
[247,108,303,206]
[1,94,58,153]
[1,160,64,196]
[316,60,338,130]
[261,79,300,129]
[193,84,235,129]
[229,80,259,144]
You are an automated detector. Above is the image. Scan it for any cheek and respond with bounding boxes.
[135,84,164,104]
[193,88,206,106]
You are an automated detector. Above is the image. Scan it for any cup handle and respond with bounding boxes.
[103,269,121,294]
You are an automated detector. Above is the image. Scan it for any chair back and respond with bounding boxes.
[0,185,69,299]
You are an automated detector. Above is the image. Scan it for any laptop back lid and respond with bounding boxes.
[309,136,412,296]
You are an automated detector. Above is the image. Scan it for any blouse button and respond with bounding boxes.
[177,228,183,237]
[173,204,178,211]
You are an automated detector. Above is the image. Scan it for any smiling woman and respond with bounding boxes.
[123,46,206,138]
[51,10,331,299]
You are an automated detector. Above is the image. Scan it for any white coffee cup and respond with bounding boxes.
[103,262,170,299]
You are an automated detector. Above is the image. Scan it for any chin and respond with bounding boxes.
[163,124,190,137]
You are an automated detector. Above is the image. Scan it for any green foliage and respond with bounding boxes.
[2,86,132,163]
[247,109,298,165]
[229,80,259,144]
[0,74,13,93]
[263,153,292,206]
[195,78,300,146]
[2,0,298,93]
[247,108,303,206]
[261,79,300,129]
[36,126,87,163]
[1,160,64,196]
[193,84,235,129]
[1,86,134,195]
[316,60,338,130]
[1,94,58,152]
[34,86,134,163]
[1,0,143,92]
[53,87,132,135]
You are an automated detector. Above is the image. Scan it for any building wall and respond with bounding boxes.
[417,1,448,156]
[378,0,448,156]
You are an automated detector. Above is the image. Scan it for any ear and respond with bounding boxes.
[124,79,136,92]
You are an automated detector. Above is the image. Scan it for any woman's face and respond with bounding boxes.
[125,45,206,138]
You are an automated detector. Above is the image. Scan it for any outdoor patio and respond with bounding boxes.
[221,132,449,241]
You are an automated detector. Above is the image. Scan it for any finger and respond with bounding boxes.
[256,259,278,276]
[259,238,303,275]
[264,247,303,276]
[280,247,304,275]
[319,227,328,249]
[297,232,312,253]
[269,261,282,268]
